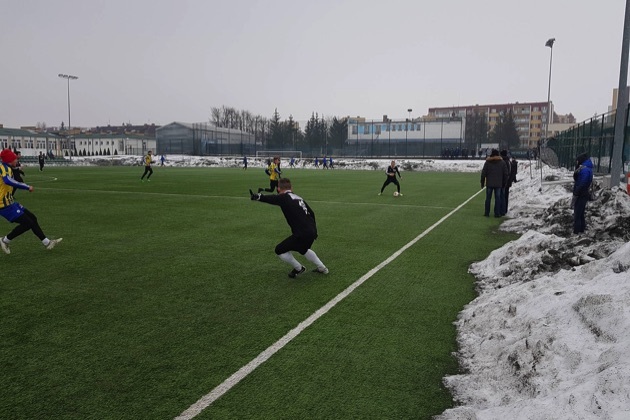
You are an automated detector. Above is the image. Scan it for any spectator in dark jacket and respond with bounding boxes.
[481,149,509,217]
[500,150,512,215]
[509,157,518,185]
[11,151,25,196]
[572,152,594,234]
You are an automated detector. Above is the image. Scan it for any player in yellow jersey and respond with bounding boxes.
[257,156,282,193]
[0,149,62,255]
[140,151,154,182]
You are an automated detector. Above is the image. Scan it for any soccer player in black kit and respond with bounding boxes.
[379,160,402,195]
[250,178,328,278]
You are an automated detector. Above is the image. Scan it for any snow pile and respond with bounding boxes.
[437,162,630,420]
[65,155,490,172]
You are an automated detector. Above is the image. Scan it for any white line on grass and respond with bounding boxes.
[36,187,453,209]
[26,176,58,183]
[175,187,486,420]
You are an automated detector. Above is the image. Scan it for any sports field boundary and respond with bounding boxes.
[37,187,453,210]
[175,187,486,419]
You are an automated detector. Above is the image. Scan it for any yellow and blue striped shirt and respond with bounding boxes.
[0,163,29,209]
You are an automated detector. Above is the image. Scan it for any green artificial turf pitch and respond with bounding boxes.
[0,166,515,419]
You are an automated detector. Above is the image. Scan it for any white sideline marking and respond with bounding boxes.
[36,187,452,209]
[175,188,485,420]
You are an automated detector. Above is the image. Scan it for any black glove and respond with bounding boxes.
[249,189,260,200]
[481,183,485,189]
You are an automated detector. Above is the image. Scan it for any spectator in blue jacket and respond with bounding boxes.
[572,152,594,234]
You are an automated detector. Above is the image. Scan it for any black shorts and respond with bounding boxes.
[275,234,316,255]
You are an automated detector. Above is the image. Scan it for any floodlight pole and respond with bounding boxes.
[545,39,554,140]
[541,38,555,192]
[406,108,412,157]
[610,0,630,189]
[388,118,391,158]
[58,74,78,131]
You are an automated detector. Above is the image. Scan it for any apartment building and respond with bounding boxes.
[428,101,553,149]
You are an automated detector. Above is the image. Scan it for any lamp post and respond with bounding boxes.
[58,74,78,131]
[610,0,630,189]
[541,38,555,191]
[544,38,555,139]
[407,109,412,157]
[388,118,391,158]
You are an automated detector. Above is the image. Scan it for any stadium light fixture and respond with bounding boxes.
[58,74,78,130]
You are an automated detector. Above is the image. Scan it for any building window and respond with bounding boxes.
[352,126,358,135]
[375,125,381,135]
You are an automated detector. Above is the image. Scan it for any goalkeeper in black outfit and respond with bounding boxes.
[379,160,402,195]
[250,178,328,278]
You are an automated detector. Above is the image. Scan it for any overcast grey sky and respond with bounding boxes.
[1,0,627,129]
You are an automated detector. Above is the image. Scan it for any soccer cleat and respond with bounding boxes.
[398,193,403,196]
[1,240,10,255]
[45,238,63,250]
[258,188,263,193]
[288,266,306,278]
[378,192,382,196]
[312,267,329,274]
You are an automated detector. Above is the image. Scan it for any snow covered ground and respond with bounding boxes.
[73,155,630,419]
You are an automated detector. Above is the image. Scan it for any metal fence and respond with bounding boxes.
[543,106,630,173]
[157,138,481,159]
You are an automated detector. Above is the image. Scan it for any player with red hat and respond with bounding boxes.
[0,149,62,254]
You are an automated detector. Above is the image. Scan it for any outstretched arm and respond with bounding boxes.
[249,189,282,205]
[2,173,31,191]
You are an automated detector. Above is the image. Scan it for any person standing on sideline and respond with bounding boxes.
[38,152,45,171]
[289,157,295,168]
[242,156,248,170]
[480,149,508,217]
[258,156,282,193]
[329,156,334,169]
[160,155,166,167]
[0,149,62,255]
[572,152,593,234]
[500,150,512,215]
[11,151,25,196]
[510,156,518,183]
[140,151,154,182]
[322,156,329,169]
[249,178,328,278]
[379,160,402,196]
[505,155,518,211]
[314,157,319,168]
